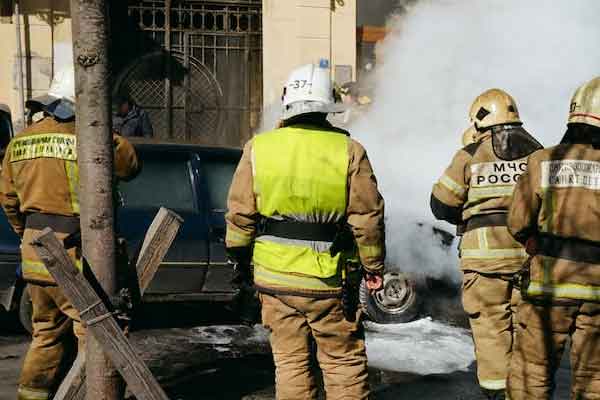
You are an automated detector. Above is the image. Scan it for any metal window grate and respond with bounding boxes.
[116,0,262,146]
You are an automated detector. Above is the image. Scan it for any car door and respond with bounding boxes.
[197,149,241,293]
[0,104,13,155]
[0,104,21,310]
[117,147,210,296]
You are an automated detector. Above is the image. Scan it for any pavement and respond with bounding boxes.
[0,308,574,400]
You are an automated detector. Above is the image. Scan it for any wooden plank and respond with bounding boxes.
[137,207,183,294]
[31,228,170,400]
[52,208,183,400]
[52,352,86,400]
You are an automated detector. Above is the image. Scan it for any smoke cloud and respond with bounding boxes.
[351,0,600,282]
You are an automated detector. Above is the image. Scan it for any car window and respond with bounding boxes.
[0,111,13,153]
[202,159,237,212]
[119,154,196,212]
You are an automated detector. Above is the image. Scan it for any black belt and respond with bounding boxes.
[537,234,600,265]
[257,218,338,242]
[25,213,80,234]
[465,213,507,232]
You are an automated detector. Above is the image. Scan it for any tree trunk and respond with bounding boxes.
[70,1,124,399]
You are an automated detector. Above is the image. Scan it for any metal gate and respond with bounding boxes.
[116,0,262,146]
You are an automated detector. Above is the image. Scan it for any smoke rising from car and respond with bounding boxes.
[350,0,600,283]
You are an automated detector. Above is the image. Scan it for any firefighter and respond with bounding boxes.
[226,63,385,400]
[0,66,139,400]
[507,77,600,399]
[430,89,542,399]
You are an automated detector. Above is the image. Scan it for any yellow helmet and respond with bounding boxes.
[461,125,477,147]
[568,77,600,129]
[469,89,521,131]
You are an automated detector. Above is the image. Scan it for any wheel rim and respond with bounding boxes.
[372,272,416,315]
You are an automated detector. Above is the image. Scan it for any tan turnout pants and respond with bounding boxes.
[462,271,521,392]
[508,301,600,400]
[18,284,85,400]
[260,293,370,400]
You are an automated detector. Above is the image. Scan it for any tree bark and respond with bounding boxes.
[70,1,124,399]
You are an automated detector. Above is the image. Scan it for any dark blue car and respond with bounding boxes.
[0,141,242,330]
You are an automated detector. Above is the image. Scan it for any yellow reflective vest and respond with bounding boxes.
[252,125,349,295]
[226,123,386,297]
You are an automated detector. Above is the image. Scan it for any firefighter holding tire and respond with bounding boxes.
[430,89,542,399]
[507,77,600,400]
[0,66,139,400]
[226,63,386,400]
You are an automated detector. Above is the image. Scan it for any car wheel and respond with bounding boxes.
[19,285,33,333]
[359,272,420,324]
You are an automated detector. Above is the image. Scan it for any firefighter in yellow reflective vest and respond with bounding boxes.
[507,77,600,400]
[0,66,139,400]
[226,63,385,400]
[430,89,542,399]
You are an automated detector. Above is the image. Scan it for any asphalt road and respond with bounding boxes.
[0,309,573,400]
[0,328,482,400]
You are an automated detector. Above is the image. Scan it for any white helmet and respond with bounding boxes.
[26,65,76,121]
[281,63,345,120]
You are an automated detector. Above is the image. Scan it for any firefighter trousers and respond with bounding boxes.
[18,284,85,400]
[260,293,370,400]
[462,271,521,392]
[507,301,600,400]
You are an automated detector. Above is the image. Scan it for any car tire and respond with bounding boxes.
[359,272,420,324]
[19,285,33,334]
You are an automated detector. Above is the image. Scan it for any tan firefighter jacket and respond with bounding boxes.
[226,123,385,297]
[0,117,139,284]
[508,144,600,301]
[431,135,538,273]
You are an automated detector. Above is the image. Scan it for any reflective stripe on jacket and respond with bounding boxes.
[226,123,385,297]
[508,144,600,301]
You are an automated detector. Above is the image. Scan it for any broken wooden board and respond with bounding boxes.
[136,207,183,294]
[51,208,182,400]
[32,228,170,400]
[52,352,85,400]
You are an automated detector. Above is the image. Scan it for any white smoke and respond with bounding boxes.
[351,0,600,282]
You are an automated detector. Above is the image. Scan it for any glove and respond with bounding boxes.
[364,270,384,292]
[227,246,252,290]
[525,237,537,256]
[226,246,252,266]
[230,260,252,290]
[227,259,260,326]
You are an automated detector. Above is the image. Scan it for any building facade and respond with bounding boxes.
[0,0,356,146]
